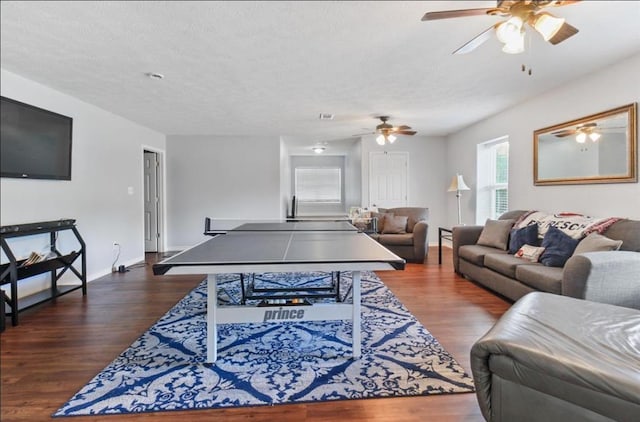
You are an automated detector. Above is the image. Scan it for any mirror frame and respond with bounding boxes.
[534,103,637,186]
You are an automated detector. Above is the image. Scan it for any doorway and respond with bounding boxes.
[143,149,163,252]
[369,151,408,209]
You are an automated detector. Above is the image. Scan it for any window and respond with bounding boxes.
[477,138,509,223]
[294,167,341,203]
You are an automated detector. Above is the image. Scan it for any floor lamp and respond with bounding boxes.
[448,174,470,225]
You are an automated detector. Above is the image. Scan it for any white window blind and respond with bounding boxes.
[476,138,509,223]
[492,142,509,218]
[295,168,341,203]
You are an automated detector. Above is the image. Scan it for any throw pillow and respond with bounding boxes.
[539,226,581,267]
[515,244,546,262]
[508,223,539,254]
[372,212,394,234]
[573,232,623,255]
[382,215,408,234]
[477,219,515,251]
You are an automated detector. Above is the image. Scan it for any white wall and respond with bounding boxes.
[345,140,362,211]
[280,137,292,217]
[166,135,282,249]
[446,54,640,226]
[1,69,166,297]
[360,135,448,244]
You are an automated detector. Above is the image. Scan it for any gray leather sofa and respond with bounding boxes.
[471,292,640,422]
[452,210,640,307]
[369,207,429,263]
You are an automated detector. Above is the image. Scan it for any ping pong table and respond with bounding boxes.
[153,221,405,362]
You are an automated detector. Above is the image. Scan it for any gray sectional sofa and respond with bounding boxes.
[452,210,640,308]
[471,292,640,422]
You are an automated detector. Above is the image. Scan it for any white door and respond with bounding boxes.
[369,151,408,209]
[144,151,160,252]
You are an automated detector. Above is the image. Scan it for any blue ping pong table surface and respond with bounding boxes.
[153,221,404,275]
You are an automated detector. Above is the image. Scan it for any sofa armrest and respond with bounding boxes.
[412,220,429,262]
[563,251,640,310]
[452,225,484,274]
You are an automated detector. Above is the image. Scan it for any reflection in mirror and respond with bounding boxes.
[534,103,637,185]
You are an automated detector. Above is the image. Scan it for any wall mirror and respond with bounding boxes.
[534,103,637,185]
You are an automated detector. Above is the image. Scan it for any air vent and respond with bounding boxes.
[318,113,334,120]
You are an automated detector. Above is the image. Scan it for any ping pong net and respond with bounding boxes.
[204,217,360,236]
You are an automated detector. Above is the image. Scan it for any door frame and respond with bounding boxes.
[368,151,409,209]
[141,145,166,253]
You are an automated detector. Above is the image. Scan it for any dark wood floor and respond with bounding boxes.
[1,246,511,422]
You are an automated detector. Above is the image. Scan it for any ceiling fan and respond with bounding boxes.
[551,122,624,143]
[356,116,417,145]
[422,1,581,55]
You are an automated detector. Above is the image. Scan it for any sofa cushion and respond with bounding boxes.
[540,226,580,267]
[377,233,414,246]
[382,215,408,234]
[485,253,538,279]
[459,245,508,267]
[508,223,539,254]
[573,232,623,255]
[515,265,563,294]
[477,219,514,250]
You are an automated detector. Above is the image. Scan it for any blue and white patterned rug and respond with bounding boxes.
[54,272,474,417]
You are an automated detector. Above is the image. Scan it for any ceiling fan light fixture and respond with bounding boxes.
[502,32,525,54]
[496,16,523,44]
[589,132,601,142]
[312,145,326,153]
[532,12,565,42]
[576,132,587,143]
[387,134,397,144]
[376,135,386,146]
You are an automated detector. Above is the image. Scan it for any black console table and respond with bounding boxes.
[0,219,87,327]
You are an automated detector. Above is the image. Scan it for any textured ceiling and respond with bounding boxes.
[1,1,639,148]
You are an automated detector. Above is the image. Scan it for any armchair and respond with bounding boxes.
[369,207,429,263]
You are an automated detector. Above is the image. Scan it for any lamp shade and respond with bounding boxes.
[532,12,565,42]
[448,174,470,192]
[496,16,523,44]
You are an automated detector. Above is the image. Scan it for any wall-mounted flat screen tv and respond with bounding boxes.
[1,96,73,180]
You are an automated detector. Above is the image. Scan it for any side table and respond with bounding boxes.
[438,227,453,265]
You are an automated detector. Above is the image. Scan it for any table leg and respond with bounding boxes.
[207,274,218,363]
[438,228,443,265]
[352,270,361,359]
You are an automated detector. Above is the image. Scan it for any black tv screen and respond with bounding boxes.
[1,96,73,180]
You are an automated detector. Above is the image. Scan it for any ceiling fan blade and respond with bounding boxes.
[546,1,583,7]
[547,21,579,45]
[395,125,412,130]
[453,25,496,55]
[422,8,493,21]
[551,130,575,137]
[394,130,417,136]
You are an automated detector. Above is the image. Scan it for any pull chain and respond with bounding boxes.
[521,32,533,76]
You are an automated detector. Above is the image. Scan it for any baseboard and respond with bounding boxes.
[85,255,146,283]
